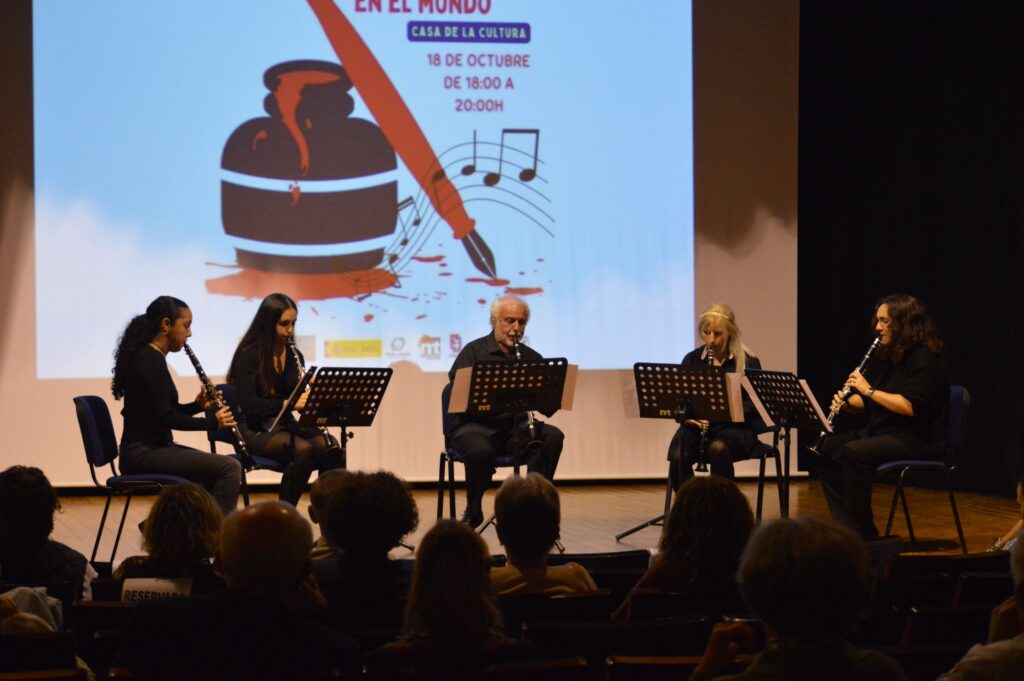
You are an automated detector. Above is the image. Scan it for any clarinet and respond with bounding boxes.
[182,343,256,471]
[694,344,715,472]
[807,335,882,456]
[511,334,543,450]
[286,336,340,454]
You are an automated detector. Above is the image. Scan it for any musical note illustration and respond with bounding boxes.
[396,196,422,246]
[483,128,540,187]
[461,130,477,176]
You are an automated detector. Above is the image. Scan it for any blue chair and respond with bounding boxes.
[72,396,186,564]
[208,383,287,507]
[437,382,521,524]
[876,385,970,553]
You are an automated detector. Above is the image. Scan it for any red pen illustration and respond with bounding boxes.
[307,0,498,278]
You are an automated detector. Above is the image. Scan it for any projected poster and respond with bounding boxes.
[34,0,694,378]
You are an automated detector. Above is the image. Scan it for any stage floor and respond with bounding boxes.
[56,479,1018,563]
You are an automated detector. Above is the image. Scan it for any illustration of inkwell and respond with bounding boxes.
[212,59,400,297]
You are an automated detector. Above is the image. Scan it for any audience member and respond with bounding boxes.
[0,466,96,600]
[367,519,537,671]
[307,469,350,560]
[311,470,419,627]
[113,483,224,594]
[490,473,596,595]
[937,538,1024,680]
[0,595,96,680]
[691,516,906,680]
[615,476,752,620]
[116,501,358,680]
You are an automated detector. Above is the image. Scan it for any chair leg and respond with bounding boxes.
[885,481,900,536]
[91,494,114,563]
[447,456,456,519]
[773,448,785,518]
[663,465,674,516]
[897,470,916,544]
[437,452,446,519]
[755,452,766,524]
[240,468,251,508]
[111,493,133,564]
[945,469,968,554]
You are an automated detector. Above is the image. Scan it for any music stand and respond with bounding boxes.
[741,370,830,517]
[450,357,577,543]
[615,363,744,541]
[296,367,393,463]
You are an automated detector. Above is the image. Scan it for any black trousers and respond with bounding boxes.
[814,429,919,540]
[666,423,760,489]
[449,422,563,514]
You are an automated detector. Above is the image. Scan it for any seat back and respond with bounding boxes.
[0,631,77,673]
[945,386,970,465]
[496,589,615,635]
[73,396,120,475]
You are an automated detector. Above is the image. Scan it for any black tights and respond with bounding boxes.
[246,429,345,506]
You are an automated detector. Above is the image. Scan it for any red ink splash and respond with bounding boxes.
[506,287,544,296]
[273,70,343,176]
[252,130,268,149]
[416,314,427,320]
[466,277,510,287]
[412,255,445,263]
[207,267,397,300]
[537,258,545,262]
[311,307,320,315]
[477,299,487,305]
[364,314,374,322]
[439,272,453,277]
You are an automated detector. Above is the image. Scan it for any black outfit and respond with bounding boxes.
[667,347,764,488]
[115,588,360,680]
[447,333,564,525]
[313,555,414,628]
[0,540,90,600]
[231,343,344,505]
[815,345,949,540]
[119,346,241,515]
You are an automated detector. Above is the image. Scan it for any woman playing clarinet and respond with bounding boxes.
[667,303,764,489]
[227,293,343,506]
[112,296,241,515]
[815,294,949,541]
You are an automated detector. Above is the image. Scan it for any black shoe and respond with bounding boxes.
[460,508,484,528]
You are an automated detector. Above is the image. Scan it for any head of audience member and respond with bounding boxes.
[658,476,753,588]
[316,470,419,559]
[140,483,223,572]
[308,469,352,538]
[494,473,560,564]
[738,517,875,644]
[489,294,530,352]
[0,466,59,559]
[404,519,500,648]
[218,501,313,603]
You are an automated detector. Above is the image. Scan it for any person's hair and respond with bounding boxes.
[219,501,313,598]
[318,470,419,557]
[141,483,223,574]
[656,476,753,590]
[698,302,754,374]
[111,296,189,399]
[738,517,876,643]
[0,612,54,635]
[489,294,530,328]
[308,469,351,524]
[494,473,560,560]
[404,519,501,648]
[0,466,60,557]
[873,294,946,362]
[227,293,298,395]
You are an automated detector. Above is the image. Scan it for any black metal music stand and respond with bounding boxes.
[615,363,744,541]
[450,357,573,547]
[741,370,830,517]
[296,366,393,464]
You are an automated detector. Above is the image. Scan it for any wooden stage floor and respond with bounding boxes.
[56,479,1018,563]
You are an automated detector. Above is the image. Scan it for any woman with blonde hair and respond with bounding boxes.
[667,303,765,488]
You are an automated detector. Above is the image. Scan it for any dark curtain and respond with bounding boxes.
[798,1,1024,495]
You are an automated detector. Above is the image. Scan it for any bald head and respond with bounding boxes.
[219,501,312,597]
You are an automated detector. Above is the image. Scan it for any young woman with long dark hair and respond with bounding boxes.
[227,293,343,506]
[112,296,240,515]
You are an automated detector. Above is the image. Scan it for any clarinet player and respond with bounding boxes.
[814,294,949,541]
[227,293,343,506]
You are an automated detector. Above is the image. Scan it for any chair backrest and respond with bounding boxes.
[946,385,970,453]
[441,382,460,443]
[72,396,120,470]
